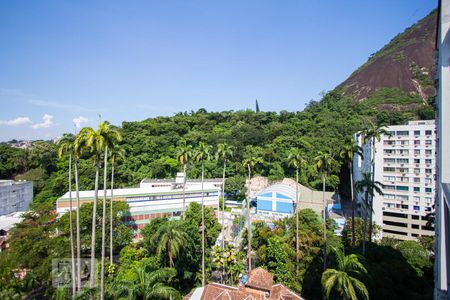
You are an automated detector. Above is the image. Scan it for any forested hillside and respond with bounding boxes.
[0,89,431,211]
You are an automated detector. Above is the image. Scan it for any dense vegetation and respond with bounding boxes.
[0,90,434,210]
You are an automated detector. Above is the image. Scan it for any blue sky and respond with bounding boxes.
[0,0,437,141]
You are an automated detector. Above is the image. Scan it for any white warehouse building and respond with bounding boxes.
[353,120,436,240]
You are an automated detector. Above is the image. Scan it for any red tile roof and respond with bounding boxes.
[184,269,304,300]
[245,267,274,291]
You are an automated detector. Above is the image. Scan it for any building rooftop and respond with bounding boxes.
[183,267,303,300]
[58,180,221,201]
[245,267,274,291]
[0,212,25,231]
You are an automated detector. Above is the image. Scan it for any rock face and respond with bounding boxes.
[339,10,437,102]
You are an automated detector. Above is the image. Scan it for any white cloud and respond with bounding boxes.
[73,116,89,129]
[0,117,33,126]
[31,114,54,129]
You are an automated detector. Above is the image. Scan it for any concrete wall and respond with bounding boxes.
[0,180,33,216]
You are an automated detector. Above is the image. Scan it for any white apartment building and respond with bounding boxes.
[353,120,436,240]
[0,180,33,216]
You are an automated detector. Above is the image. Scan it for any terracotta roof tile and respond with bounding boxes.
[245,267,274,291]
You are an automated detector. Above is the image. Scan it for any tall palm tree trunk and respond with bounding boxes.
[110,162,114,264]
[295,167,299,276]
[247,165,252,273]
[68,154,76,295]
[221,160,226,284]
[221,161,226,249]
[100,147,108,300]
[369,139,376,242]
[182,164,186,212]
[89,159,100,289]
[322,174,327,270]
[349,161,355,247]
[201,163,205,287]
[362,191,369,256]
[74,158,81,291]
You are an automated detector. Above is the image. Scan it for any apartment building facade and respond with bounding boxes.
[353,120,436,240]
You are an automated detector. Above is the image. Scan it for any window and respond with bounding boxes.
[412,215,420,220]
[397,130,409,136]
[384,194,396,200]
[425,178,432,184]
[425,140,432,145]
[397,158,409,164]
[426,149,432,155]
[425,197,432,203]
[414,177,421,183]
[425,188,432,193]
[425,130,432,135]
[414,187,420,192]
[384,229,407,236]
[384,167,396,172]
[384,140,395,146]
[414,140,421,145]
[384,185,395,190]
[401,204,409,209]
[396,186,409,191]
[425,169,432,174]
[383,212,408,218]
[398,168,409,173]
[414,168,421,174]
[397,195,409,201]
[398,149,409,155]
[384,176,396,181]
[425,159,432,164]
[413,196,420,202]
[384,149,395,155]
[414,159,420,164]
[414,149,421,155]
[388,131,396,136]
[399,177,409,183]
[414,130,421,135]
[413,205,420,211]
[384,158,395,163]
[412,224,419,229]
[399,140,409,146]
[383,220,407,228]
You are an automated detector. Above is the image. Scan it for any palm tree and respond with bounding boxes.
[287,148,307,276]
[361,120,390,242]
[321,247,369,300]
[193,142,212,287]
[242,156,263,273]
[114,266,179,300]
[176,141,193,212]
[57,134,77,295]
[74,137,82,291]
[150,222,188,267]
[314,151,335,270]
[74,122,122,298]
[355,172,384,256]
[109,146,125,264]
[216,143,234,249]
[339,139,363,247]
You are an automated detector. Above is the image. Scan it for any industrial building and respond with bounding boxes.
[56,173,222,235]
[353,120,436,241]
